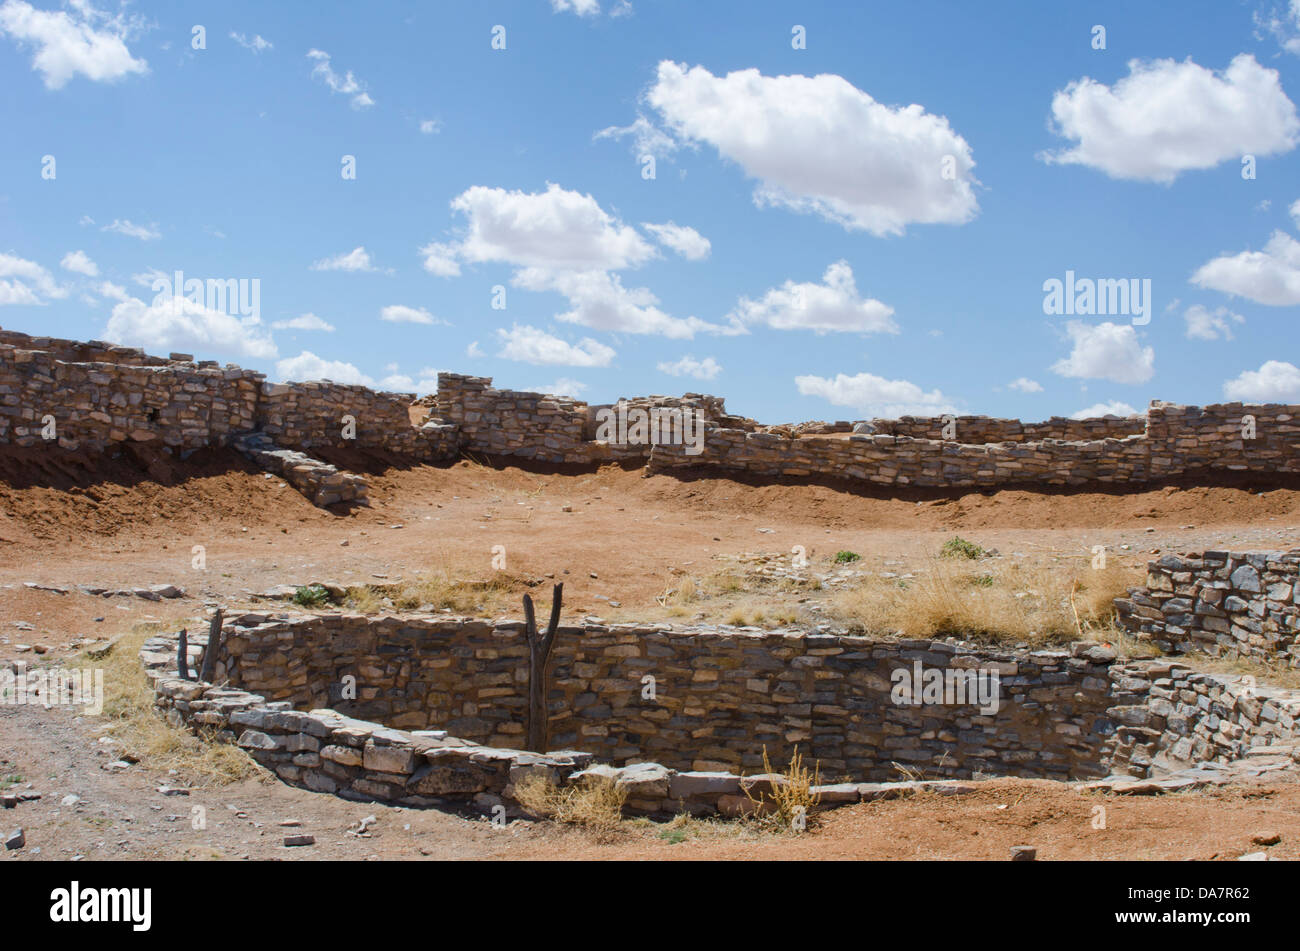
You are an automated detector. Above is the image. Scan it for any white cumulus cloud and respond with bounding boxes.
[495,324,615,367]
[1051,321,1154,384]
[0,0,148,90]
[0,252,66,303]
[513,267,729,338]
[1224,360,1300,401]
[642,221,711,260]
[730,260,896,335]
[1008,377,1043,393]
[1191,230,1300,306]
[645,61,978,235]
[794,372,955,417]
[276,351,370,385]
[1072,400,1139,419]
[105,295,276,360]
[658,355,721,380]
[380,304,443,325]
[443,183,656,271]
[1040,55,1300,183]
[1183,304,1244,340]
[59,249,97,276]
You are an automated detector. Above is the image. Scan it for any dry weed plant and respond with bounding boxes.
[76,621,260,786]
[742,745,822,833]
[831,555,1139,646]
[513,772,628,841]
[344,549,529,615]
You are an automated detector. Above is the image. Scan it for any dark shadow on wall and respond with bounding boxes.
[647,463,1300,503]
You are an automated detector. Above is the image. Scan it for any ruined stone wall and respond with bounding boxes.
[213,612,1117,782]
[1106,659,1300,777]
[0,345,261,450]
[1115,550,1300,667]
[648,428,1156,487]
[259,381,457,457]
[434,373,588,462]
[0,330,456,460]
[1144,401,1300,474]
[0,329,176,366]
[870,415,1145,444]
[3,331,1298,488]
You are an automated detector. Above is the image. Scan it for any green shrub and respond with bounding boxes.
[940,536,985,560]
[293,584,330,607]
[834,551,861,564]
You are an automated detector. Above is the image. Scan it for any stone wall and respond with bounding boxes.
[870,414,1145,443]
[4,328,1298,492]
[648,427,1156,487]
[142,625,987,815]
[211,611,1118,782]
[260,380,457,456]
[433,374,588,463]
[0,329,456,461]
[0,344,261,451]
[144,614,1300,810]
[0,329,175,367]
[1115,550,1300,667]
[1106,659,1300,777]
[1144,401,1300,473]
[233,433,368,507]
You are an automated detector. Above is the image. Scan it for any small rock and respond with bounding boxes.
[156,786,189,797]
[1010,845,1036,861]
[1252,831,1281,846]
[1238,851,1269,861]
[61,795,81,807]
[4,829,24,850]
[283,834,315,847]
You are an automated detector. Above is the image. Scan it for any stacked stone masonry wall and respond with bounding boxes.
[1115,550,1300,667]
[143,615,1300,809]
[1106,660,1300,777]
[213,611,1117,782]
[3,330,1298,492]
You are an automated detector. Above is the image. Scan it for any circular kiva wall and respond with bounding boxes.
[212,611,1120,782]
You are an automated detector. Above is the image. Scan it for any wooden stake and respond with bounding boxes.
[199,608,224,683]
[523,583,563,752]
[177,628,189,680]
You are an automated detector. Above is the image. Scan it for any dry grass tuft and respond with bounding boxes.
[831,555,1139,647]
[344,550,531,616]
[513,772,628,841]
[76,621,261,786]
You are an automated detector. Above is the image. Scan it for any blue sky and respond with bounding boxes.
[2,0,1300,424]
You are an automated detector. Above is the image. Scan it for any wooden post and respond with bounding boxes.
[523,583,563,752]
[177,628,189,680]
[198,608,224,683]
